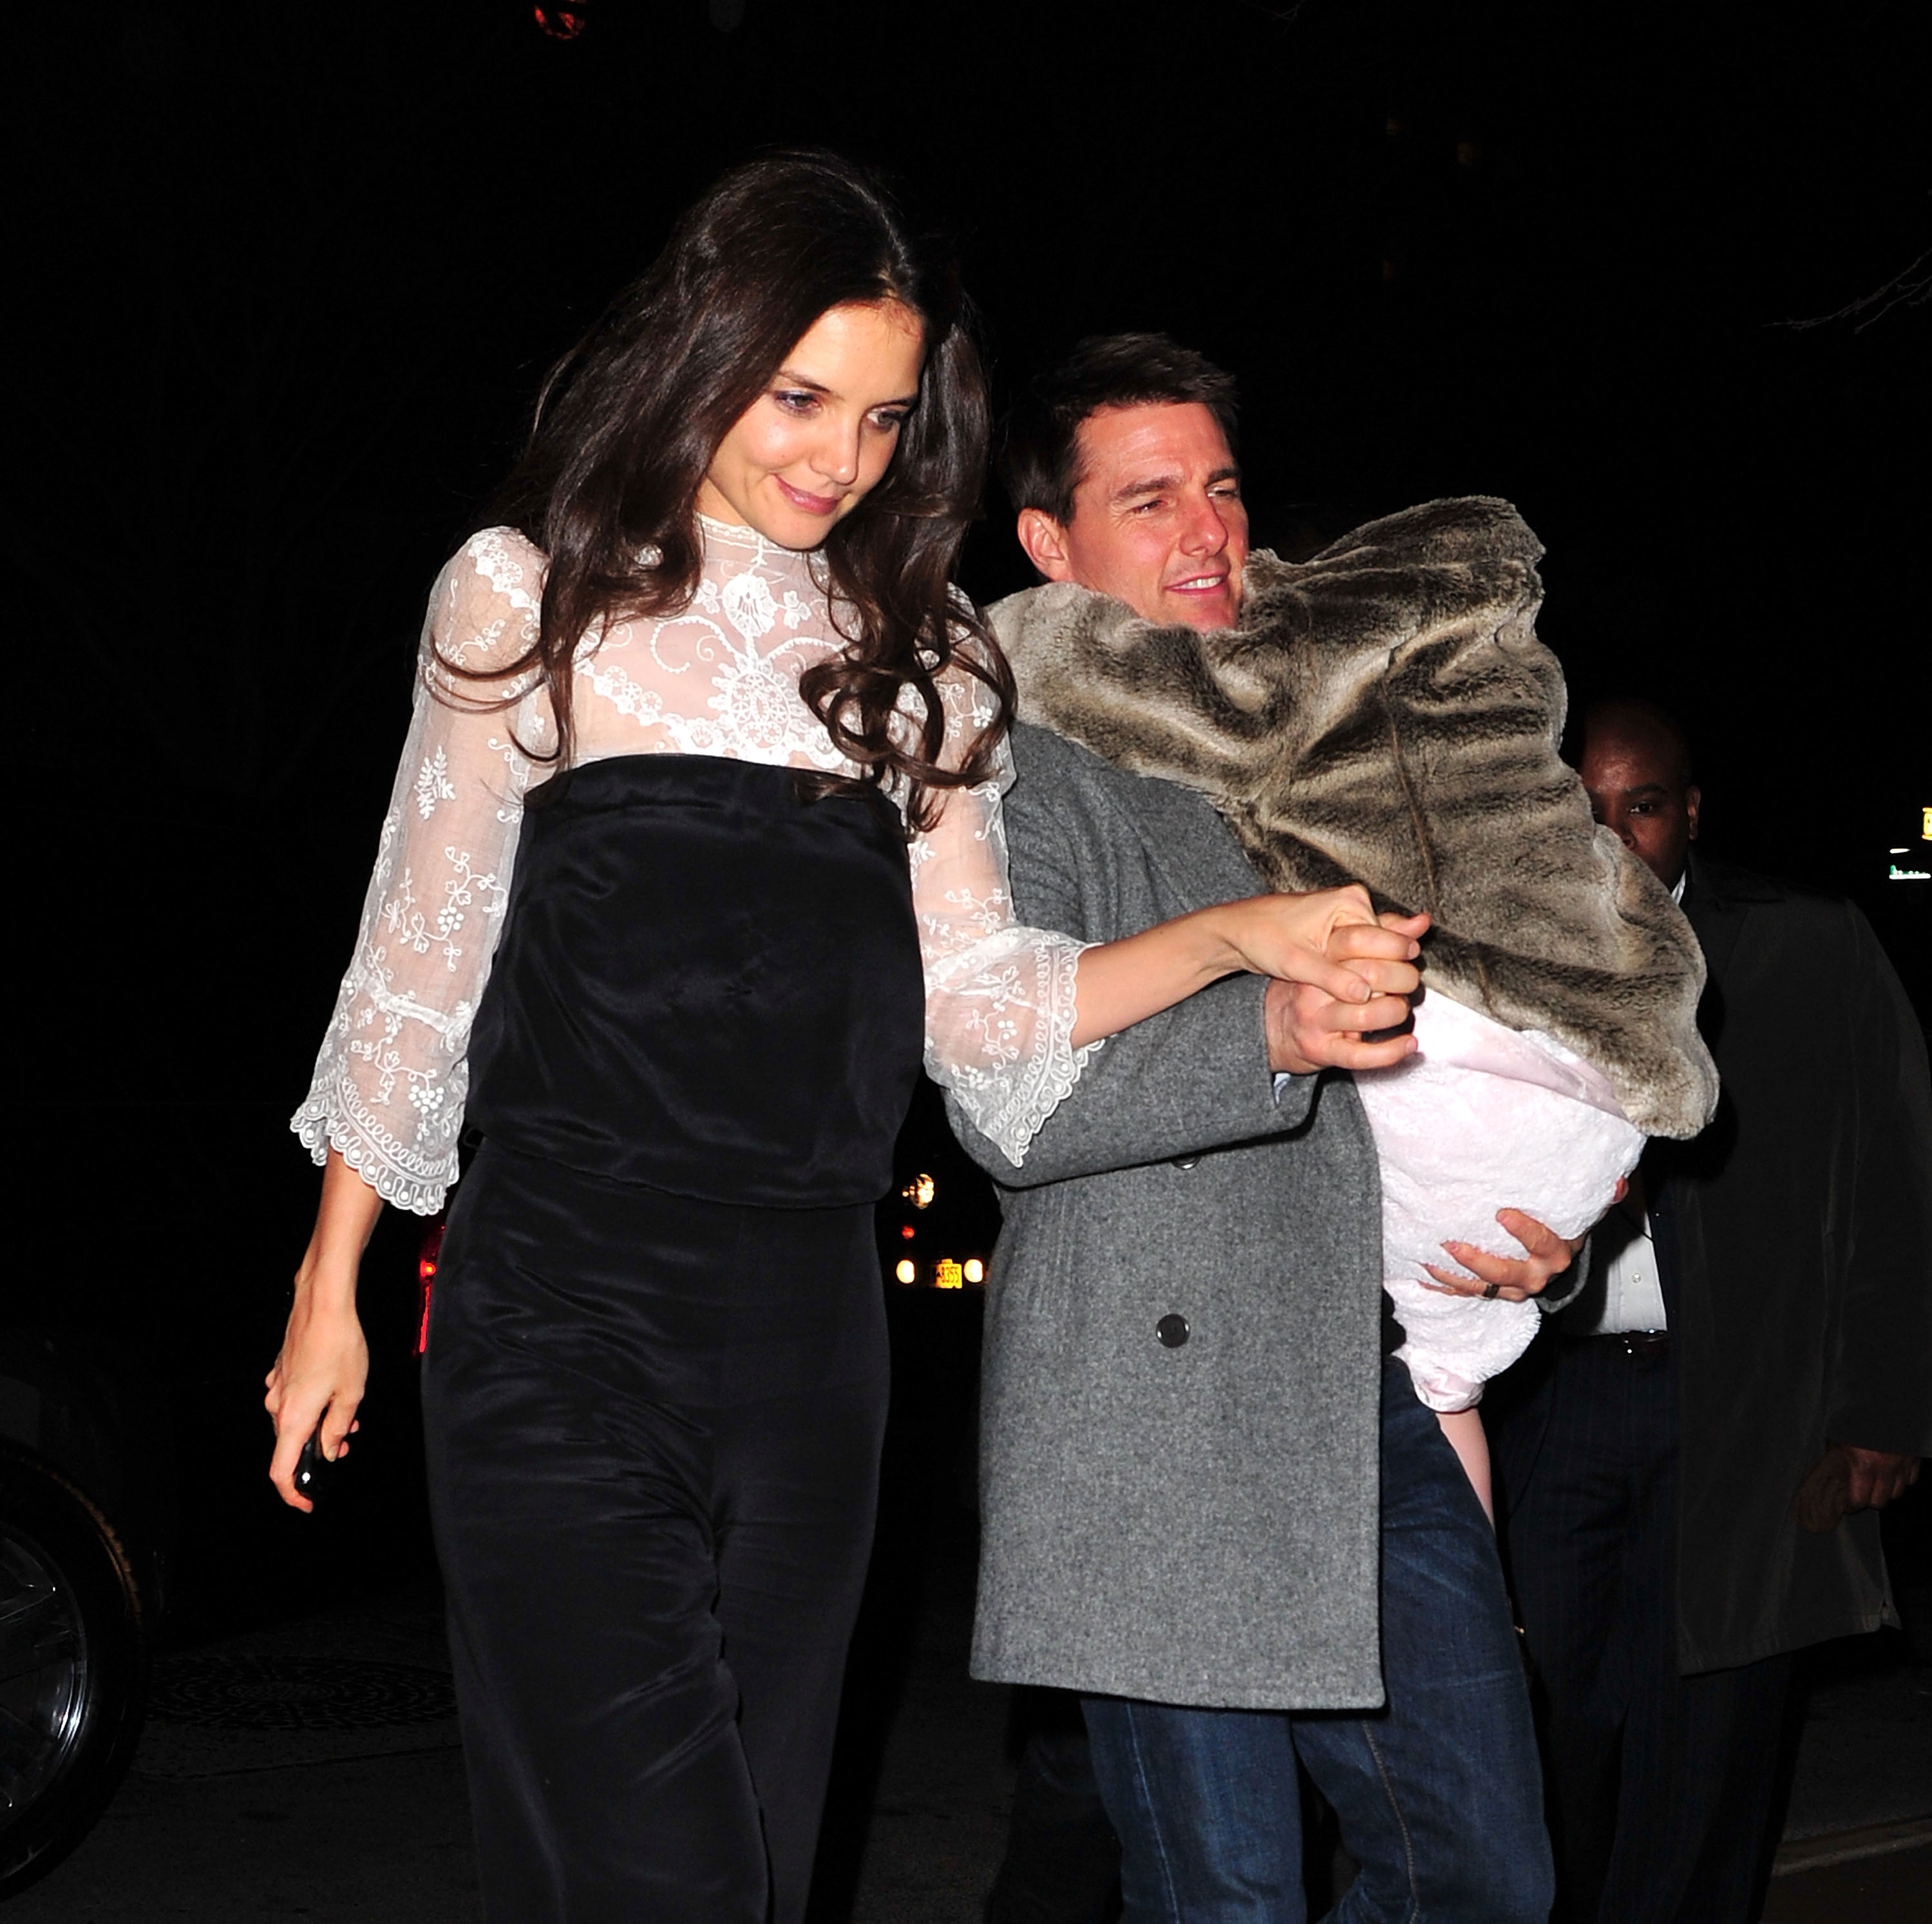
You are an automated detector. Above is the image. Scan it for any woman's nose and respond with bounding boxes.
[813,422,861,487]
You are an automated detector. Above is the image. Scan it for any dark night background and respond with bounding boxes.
[10,0,1927,1698]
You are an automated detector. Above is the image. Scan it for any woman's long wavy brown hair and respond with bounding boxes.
[466,149,1011,833]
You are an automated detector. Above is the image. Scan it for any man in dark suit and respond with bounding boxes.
[1489,696,1931,1923]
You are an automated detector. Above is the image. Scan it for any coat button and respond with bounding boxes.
[1171,1156,1200,1171]
[1157,1313,1190,1348]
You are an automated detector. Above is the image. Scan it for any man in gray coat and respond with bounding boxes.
[952,335,1582,1923]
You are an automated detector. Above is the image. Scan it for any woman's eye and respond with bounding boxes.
[869,410,910,432]
[773,390,817,415]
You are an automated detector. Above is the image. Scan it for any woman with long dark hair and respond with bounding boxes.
[267,151,1418,1922]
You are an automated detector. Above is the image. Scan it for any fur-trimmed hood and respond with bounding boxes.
[989,496,1718,1138]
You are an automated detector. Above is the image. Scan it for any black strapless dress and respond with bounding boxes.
[420,756,923,1924]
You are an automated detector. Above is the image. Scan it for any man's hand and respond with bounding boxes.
[1794,1444,1920,1532]
[1421,1209,1585,1304]
[1266,977,1416,1074]
[1837,1444,1921,1511]
[1265,910,1431,1074]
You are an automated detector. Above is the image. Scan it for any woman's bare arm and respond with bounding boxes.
[1070,884,1425,1054]
[265,1150,382,1511]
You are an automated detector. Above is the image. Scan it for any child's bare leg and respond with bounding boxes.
[1436,1407,1494,1525]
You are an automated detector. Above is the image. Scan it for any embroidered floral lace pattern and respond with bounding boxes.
[293,519,1092,1213]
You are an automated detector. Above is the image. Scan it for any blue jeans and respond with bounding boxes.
[1083,1364,1553,1923]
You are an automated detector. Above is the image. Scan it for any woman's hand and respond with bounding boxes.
[1218,886,1426,1009]
[265,1286,368,1512]
[267,1150,383,1512]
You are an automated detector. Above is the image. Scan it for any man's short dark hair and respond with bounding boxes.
[1580,697,1695,787]
[1002,332,1240,526]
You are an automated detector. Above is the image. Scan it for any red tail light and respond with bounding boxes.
[416,1221,446,1357]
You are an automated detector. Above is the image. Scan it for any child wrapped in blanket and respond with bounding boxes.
[989,497,1719,1516]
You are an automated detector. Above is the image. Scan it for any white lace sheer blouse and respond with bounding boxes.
[292,519,1094,1214]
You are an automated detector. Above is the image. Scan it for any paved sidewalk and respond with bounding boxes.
[1763,1829,1932,1924]
[10,1554,1927,1921]
[1762,1599,1932,1924]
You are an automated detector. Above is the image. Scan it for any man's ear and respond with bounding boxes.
[1016,508,1075,583]
[1685,785,1701,842]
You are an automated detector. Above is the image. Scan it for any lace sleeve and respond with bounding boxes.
[910,659,1099,1168]
[290,530,548,1213]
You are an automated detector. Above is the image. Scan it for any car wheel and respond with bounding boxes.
[0,1444,149,1897]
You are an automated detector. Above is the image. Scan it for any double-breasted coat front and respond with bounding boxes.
[947,722,1388,1711]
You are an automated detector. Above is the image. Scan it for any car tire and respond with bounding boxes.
[0,1443,149,1897]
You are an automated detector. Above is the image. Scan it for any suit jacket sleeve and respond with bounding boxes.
[944,736,1312,1189]
[1825,902,1932,1457]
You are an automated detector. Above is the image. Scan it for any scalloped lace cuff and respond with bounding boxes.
[929,935,1098,1168]
[290,1095,457,1217]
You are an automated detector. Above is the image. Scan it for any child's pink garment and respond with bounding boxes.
[1353,991,1643,1411]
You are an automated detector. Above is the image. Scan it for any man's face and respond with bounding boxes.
[1019,402,1249,629]
[1579,727,1700,889]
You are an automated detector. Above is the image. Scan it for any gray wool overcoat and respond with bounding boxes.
[945,721,1387,1711]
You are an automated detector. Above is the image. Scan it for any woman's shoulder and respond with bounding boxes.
[426,527,549,671]
[439,526,549,610]
[934,587,1003,676]
[929,614,994,692]
[920,601,1010,782]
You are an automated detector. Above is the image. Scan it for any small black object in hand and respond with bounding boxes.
[294,1427,332,1503]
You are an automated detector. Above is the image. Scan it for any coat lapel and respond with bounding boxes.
[1088,748,1267,912]
[1681,853,1750,993]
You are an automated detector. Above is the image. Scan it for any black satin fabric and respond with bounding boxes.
[424,1146,887,1924]
[423,757,922,1923]
[466,754,925,1206]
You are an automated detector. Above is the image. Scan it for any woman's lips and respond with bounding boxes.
[776,477,841,516]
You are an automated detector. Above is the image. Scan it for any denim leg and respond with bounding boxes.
[1082,1696,1305,1924]
[1292,1366,1553,1924]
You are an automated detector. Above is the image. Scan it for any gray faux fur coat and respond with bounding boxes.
[989,497,1718,1138]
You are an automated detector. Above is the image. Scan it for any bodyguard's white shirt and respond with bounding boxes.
[1577,868,1687,1334]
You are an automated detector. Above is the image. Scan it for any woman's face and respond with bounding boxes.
[697,300,925,550]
